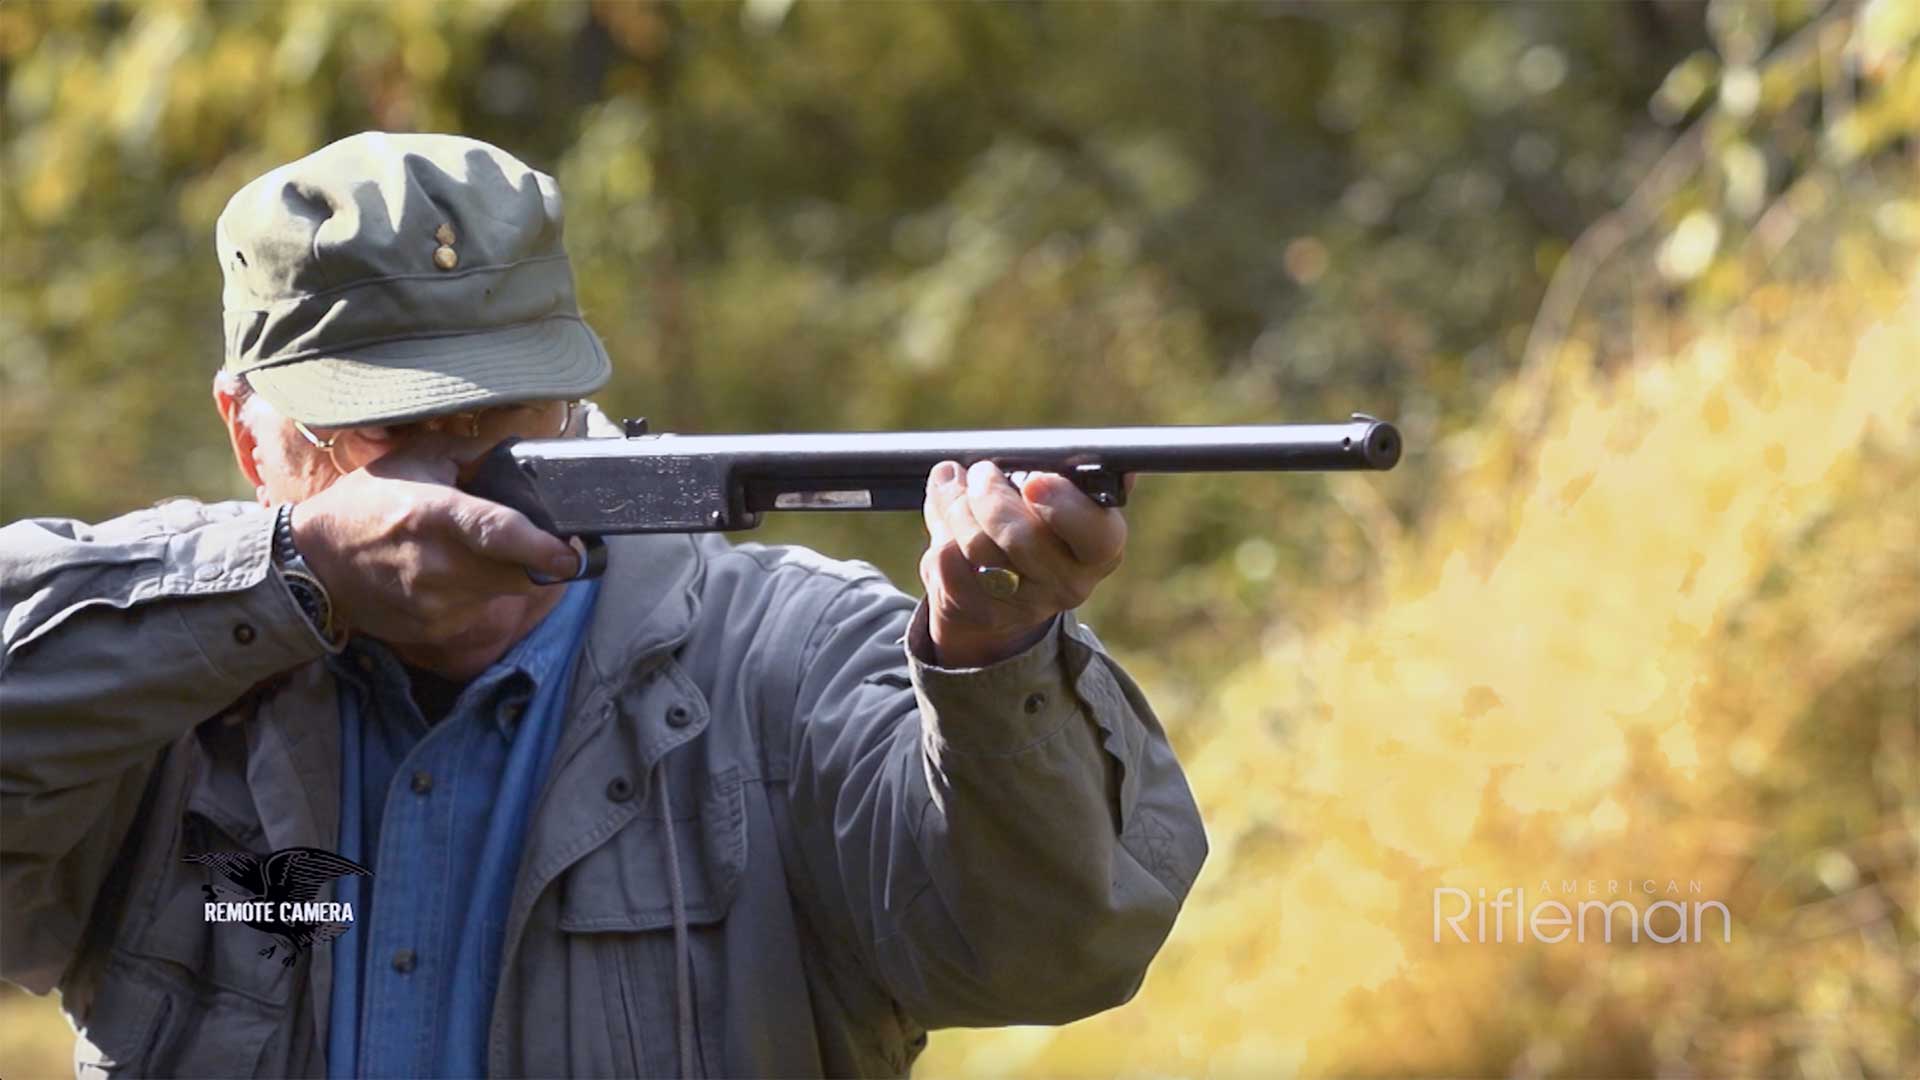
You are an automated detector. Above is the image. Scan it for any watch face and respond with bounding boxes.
[279,568,331,632]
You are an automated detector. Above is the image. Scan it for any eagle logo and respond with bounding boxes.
[186,846,371,967]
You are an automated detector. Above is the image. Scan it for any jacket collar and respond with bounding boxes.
[575,531,707,695]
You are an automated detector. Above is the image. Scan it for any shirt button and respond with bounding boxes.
[410,771,433,795]
[1023,691,1047,715]
[665,704,692,728]
[605,776,634,803]
[503,703,526,725]
[391,949,416,974]
[232,623,257,645]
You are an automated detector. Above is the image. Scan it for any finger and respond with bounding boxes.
[407,525,550,599]
[967,461,1081,584]
[924,537,982,613]
[944,468,1015,580]
[443,491,581,580]
[1020,471,1127,569]
[366,447,459,486]
[922,460,961,548]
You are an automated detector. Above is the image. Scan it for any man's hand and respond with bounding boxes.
[920,459,1128,668]
[287,448,580,647]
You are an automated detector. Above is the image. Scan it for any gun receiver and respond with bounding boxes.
[466,414,1399,579]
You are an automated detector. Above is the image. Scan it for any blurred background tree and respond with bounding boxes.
[2,1,1913,1077]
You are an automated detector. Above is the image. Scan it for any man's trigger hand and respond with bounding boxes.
[288,450,580,647]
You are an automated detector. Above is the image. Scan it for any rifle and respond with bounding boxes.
[467,414,1400,580]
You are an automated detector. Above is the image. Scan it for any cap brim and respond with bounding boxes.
[244,316,612,427]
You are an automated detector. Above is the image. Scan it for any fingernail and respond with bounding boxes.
[550,554,581,578]
[932,462,959,486]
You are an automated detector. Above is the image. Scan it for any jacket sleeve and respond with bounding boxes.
[780,570,1207,1029]
[0,501,329,992]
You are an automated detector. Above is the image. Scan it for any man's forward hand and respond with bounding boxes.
[919,459,1129,668]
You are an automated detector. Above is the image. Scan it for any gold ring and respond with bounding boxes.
[976,565,1021,600]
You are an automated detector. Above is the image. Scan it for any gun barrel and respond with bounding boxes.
[516,415,1399,472]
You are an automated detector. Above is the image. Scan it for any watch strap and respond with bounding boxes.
[272,503,341,643]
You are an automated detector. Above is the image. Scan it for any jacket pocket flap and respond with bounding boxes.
[557,768,745,932]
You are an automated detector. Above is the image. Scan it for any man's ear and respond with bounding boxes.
[212,374,270,504]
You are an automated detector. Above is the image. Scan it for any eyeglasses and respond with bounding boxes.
[292,399,578,474]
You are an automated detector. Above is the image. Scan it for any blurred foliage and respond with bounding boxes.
[2,1,1916,1078]
[0,0,1719,681]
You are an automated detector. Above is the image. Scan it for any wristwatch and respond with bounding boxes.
[272,502,341,643]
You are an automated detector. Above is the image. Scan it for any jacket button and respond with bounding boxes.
[665,704,692,728]
[232,623,257,645]
[410,771,433,795]
[1023,691,1047,714]
[391,948,416,974]
[606,776,634,802]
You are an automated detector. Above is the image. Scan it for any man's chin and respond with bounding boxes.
[389,601,538,681]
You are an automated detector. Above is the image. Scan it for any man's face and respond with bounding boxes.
[215,379,581,678]
[228,388,575,504]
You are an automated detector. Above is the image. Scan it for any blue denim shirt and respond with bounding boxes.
[326,580,601,1078]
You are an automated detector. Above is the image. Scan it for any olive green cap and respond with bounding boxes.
[216,131,611,426]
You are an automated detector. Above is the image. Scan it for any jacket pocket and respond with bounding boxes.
[557,767,744,1078]
[75,954,278,1078]
[132,811,298,1006]
[144,988,279,1078]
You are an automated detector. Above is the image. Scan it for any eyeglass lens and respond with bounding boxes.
[314,400,573,472]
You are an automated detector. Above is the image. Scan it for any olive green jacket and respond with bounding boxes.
[0,498,1206,1077]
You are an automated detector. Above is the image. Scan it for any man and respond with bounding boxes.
[0,132,1207,1078]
